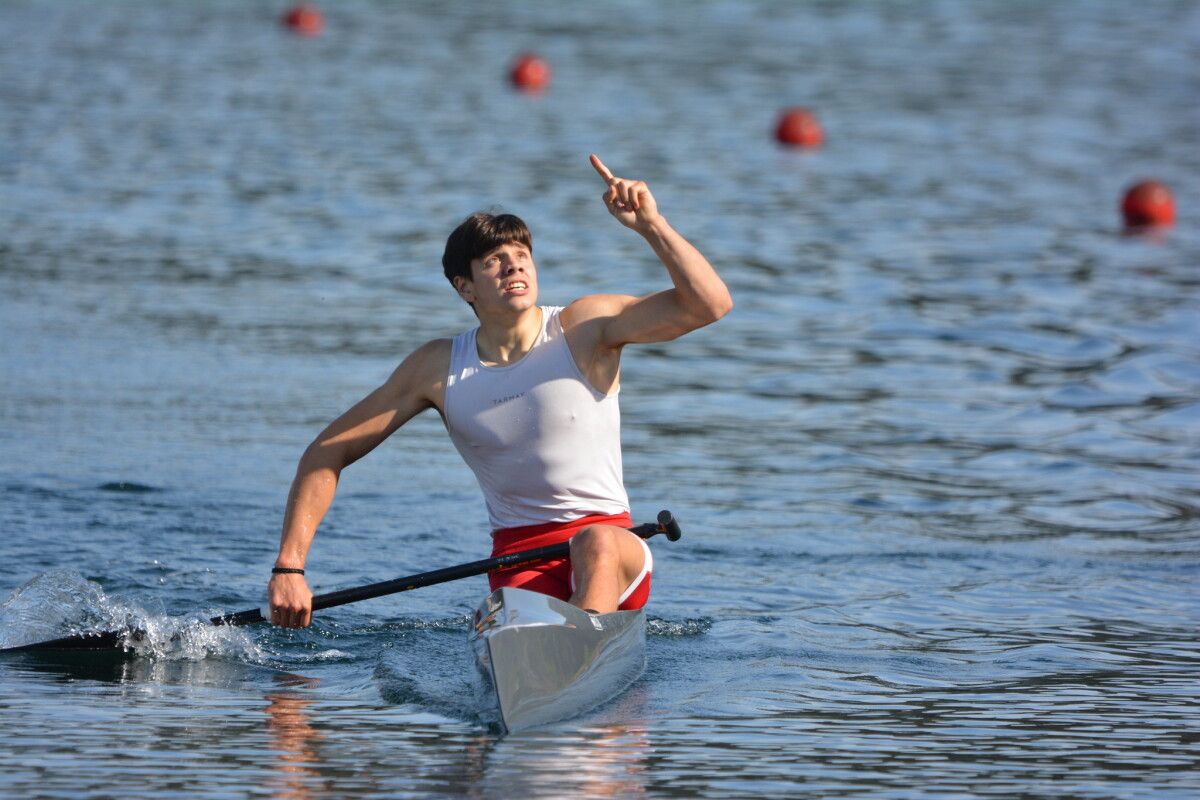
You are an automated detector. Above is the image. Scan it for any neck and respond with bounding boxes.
[475,305,543,366]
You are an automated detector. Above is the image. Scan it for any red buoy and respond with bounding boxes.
[1121,180,1175,227]
[282,4,324,37]
[510,54,550,92]
[775,107,823,148]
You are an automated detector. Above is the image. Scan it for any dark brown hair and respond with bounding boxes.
[442,212,533,291]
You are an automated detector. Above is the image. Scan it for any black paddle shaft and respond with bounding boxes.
[1,510,681,652]
[215,509,681,626]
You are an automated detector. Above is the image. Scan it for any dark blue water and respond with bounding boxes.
[2,1,1198,797]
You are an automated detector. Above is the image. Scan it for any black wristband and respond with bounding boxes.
[272,567,305,575]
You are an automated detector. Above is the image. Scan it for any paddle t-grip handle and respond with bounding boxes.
[657,509,682,541]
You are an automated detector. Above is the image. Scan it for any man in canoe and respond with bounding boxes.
[267,155,732,628]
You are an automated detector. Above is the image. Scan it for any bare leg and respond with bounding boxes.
[568,525,647,613]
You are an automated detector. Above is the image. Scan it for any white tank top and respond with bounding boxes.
[444,306,629,531]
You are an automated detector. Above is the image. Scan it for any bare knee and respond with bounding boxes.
[570,526,620,565]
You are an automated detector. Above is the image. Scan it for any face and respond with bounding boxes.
[457,242,538,313]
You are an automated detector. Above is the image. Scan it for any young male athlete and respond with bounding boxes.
[267,155,732,628]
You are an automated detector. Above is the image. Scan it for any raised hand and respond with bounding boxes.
[590,154,661,231]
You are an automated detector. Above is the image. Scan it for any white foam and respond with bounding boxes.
[0,571,266,662]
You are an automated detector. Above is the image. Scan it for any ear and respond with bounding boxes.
[453,275,475,304]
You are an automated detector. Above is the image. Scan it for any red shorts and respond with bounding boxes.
[488,512,653,611]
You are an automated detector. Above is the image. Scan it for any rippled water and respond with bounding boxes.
[2,1,1198,797]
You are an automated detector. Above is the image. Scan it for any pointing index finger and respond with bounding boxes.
[589,153,615,183]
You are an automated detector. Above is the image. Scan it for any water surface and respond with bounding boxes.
[1,1,1198,797]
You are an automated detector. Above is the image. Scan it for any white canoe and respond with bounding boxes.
[469,586,646,734]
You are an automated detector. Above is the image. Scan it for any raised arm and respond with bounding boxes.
[267,338,450,628]
[585,154,732,346]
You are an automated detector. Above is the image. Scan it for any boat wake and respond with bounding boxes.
[0,571,265,662]
[647,617,713,637]
[373,623,482,725]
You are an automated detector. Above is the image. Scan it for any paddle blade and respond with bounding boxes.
[0,627,142,653]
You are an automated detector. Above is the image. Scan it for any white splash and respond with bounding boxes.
[0,571,266,662]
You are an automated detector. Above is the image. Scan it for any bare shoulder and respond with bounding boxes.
[387,337,453,406]
[405,337,453,368]
[560,294,637,331]
[558,296,634,393]
[560,295,640,357]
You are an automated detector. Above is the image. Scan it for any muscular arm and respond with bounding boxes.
[268,338,450,627]
[609,217,732,345]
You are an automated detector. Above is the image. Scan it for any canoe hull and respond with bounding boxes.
[470,587,645,733]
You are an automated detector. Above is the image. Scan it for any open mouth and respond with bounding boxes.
[503,281,529,293]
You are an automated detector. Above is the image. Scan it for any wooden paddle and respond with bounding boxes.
[0,511,682,653]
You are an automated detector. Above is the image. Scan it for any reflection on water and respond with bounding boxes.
[4,648,257,688]
[265,675,325,800]
[477,688,653,799]
[258,669,655,799]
